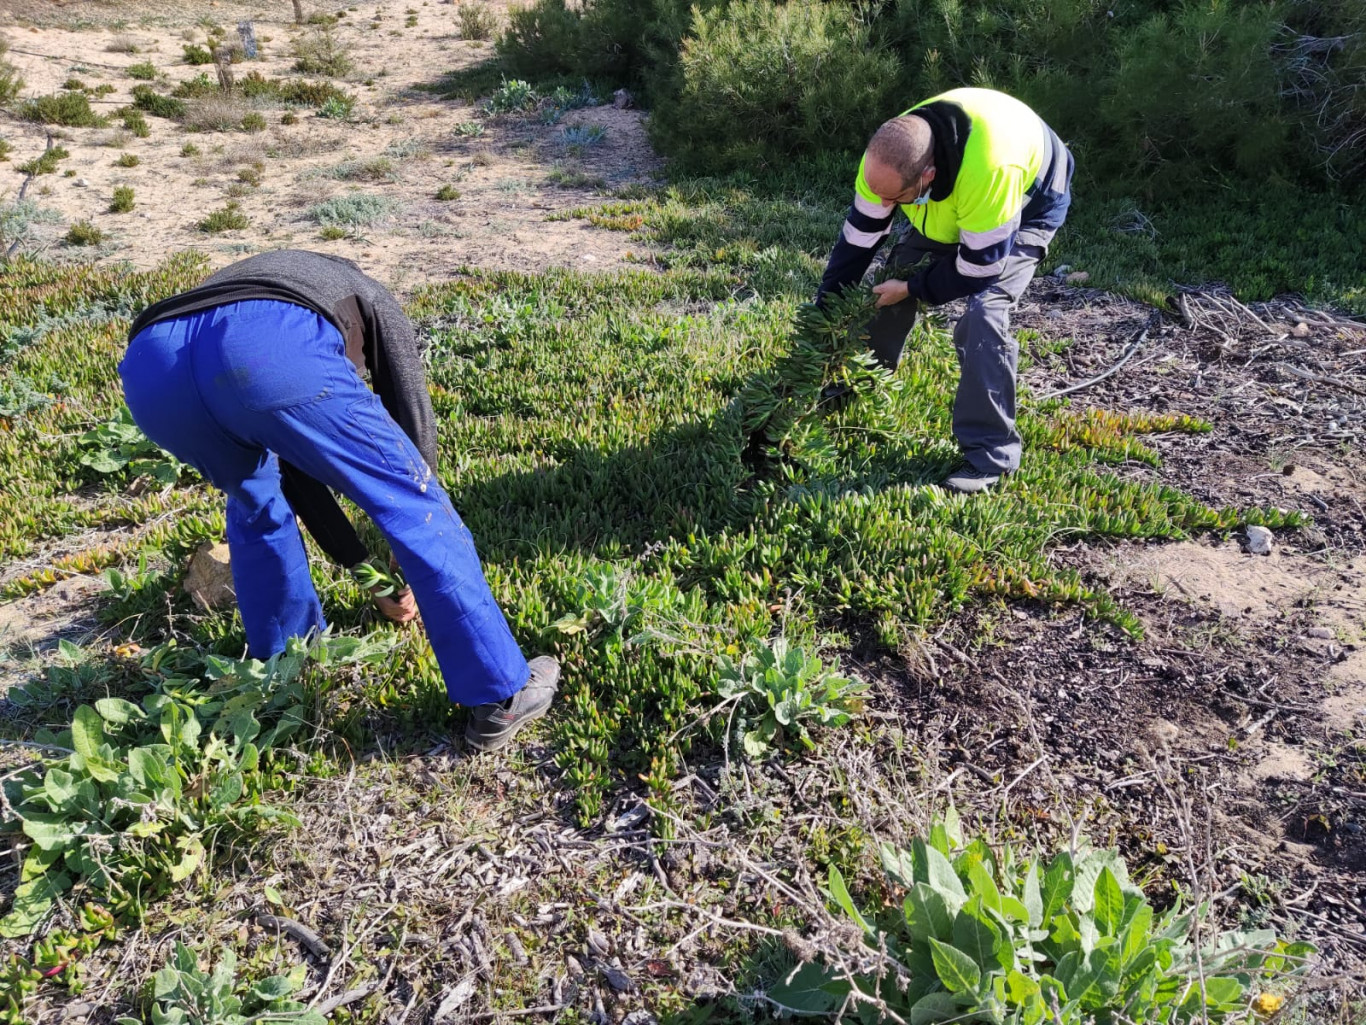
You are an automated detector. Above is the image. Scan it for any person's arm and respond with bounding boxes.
[814,156,896,306]
[904,167,1026,306]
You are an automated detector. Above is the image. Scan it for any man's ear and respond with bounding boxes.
[924,166,937,183]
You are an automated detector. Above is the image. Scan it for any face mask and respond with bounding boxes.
[909,189,932,206]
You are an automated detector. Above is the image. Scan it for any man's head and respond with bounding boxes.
[864,115,936,207]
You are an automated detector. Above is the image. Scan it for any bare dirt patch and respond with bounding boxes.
[1,0,657,286]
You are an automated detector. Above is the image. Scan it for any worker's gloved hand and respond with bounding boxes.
[374,586,418,624]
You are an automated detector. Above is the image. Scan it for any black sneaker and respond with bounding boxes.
[464,656,560,752]
[942,464,1004,494]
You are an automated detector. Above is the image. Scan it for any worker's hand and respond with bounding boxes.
[374,586,418,624]
[872,279,910,308]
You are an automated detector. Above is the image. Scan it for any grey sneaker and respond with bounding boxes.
[942,464,1003,494]
[464,656,560,752]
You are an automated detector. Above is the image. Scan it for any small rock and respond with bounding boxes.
[622,1013,658,1025]
[600,961,634,993]
[1052,264,1071,278]
[183,541,236,609]
[74,177,89,187]
[1291,321,1311,338]
[433,978,476,1021]
[61,1002,95,1020]
[606,804,649,833]
[1306,626,1334,639]
[612,87,633,109]
[1245,525,1274,556]
[1064,271,1090,284]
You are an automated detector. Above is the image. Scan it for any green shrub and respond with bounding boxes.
[92,83,117,97]
[319,225,348,240]
[280,110,298,125]
[650,0,897,174]
[126,60,157,80]
[19,92,109,128]
[109,186,135,213]
[180,142,200,156]
[241,111,267,133]
[0,36,25,104]
[171,72,217,98]
[198,201,249,232]
[1100,1,1293,185]
[307,193,400,227]
[292,24,353,76]
[183,43,214,65]
[771,820,1314,1024]
[17,146,70,176]
[62,77,87,91]
[0,138,10,161]
[64,220,105,246]
[117,106,151,137]
[435,183,461,200]
[458,1,497,40]
[130,85,186,120]
[316,94,355,119]
[114,152,139,168]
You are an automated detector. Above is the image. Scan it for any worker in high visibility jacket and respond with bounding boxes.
[816,87,1074,494]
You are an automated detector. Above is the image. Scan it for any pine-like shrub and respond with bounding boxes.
[648,0,898,174]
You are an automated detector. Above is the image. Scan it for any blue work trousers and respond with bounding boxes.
[118,299,529,707]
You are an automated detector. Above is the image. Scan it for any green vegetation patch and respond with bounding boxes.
[18,92,109,128]
[306,193,400,228]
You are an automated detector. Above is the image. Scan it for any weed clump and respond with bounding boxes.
[62,77,87,91]
[109,186,135,213]
[114,152,140,168]
[64,220,105,246]
[116,107,151,138]
[292,25,353,76]
[126,60,157,80]
[180,142,200,157]
[171,73,217,99]
[105,34,140,53]
[17,146,70,176]
[319,225,348,240]
[183,44,214,65]
[435,183,460,200]
[241,111,267,133]
[316,94,355,120]
[198,201,249,232]
[307,193,400,228]
[457,2,497,40]
[19,92,110,128]
[131,85,186,120]
[0,37,25,104]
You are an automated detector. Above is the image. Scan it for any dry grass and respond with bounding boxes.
[181,93,252,133]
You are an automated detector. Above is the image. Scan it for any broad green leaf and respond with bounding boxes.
[927,937,982,994]
[96,697,146,725]
[828,865,874,935]
[1120,903,1154,965]
[264,885,283,907]
[1092,866,1124,935]
[71,704,105,761]
[881,842,918,889]
[1005,970,1040,1003]
[251,975,297,1001]
[1201,977,1244,1007]
[21,812,77,851]
[169,837,203,883]
[909,991,964,1025]
[764,961,849,1015]
[42,767,77,809]
[21,844,62,882]
[0,872,71,937]
[153,965,182,999]
[741,728,769,758]
[904,882,953,943]
[1040,852,1073,922]
[952,898,1009,972]
[916,839,967,906]
[966,859,1004,916]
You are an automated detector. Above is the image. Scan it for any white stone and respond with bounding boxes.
[1245,525,1274,556]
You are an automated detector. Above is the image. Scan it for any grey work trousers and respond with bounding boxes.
[864,229,1053,475]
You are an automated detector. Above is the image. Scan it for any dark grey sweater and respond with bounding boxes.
[129,250,436,568]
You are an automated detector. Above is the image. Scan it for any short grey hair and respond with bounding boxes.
[866,116,933,189]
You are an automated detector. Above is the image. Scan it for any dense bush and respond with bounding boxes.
[495,0,1366,190]
[650,1,896,173]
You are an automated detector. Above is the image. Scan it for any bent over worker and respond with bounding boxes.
[816,87,1074,494]
[119,250,557,752]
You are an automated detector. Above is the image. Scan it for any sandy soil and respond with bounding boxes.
[0,0,657,288]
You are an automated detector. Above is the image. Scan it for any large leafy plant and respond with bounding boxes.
[118,942,323,1025]
[77,405,186,485]
[717,638,866,757]
[773,815,1313,1023]
[0,634,397,938]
